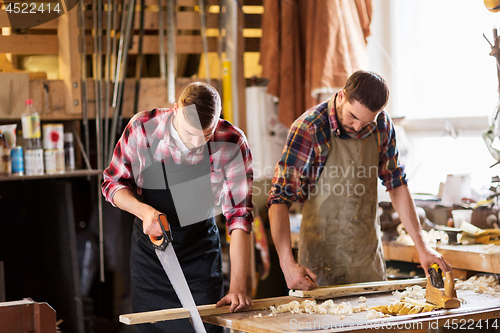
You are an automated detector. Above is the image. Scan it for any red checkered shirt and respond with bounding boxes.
[102,108,254,234]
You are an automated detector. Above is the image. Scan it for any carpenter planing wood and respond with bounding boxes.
[120,296,313,325]
[289,278,427,299]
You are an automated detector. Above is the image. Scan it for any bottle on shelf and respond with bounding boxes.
[21,99,44,175]
[64,133,75,171]
[0,130,12,176]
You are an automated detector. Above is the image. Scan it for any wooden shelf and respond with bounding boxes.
[0,169,101,182]
[383,241,500,274]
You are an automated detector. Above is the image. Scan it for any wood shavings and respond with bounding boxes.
[455,275,500,296]
[268,299,368,317]
[396,224,449,246]
[392,285,426,300]
[358,296,367,303]
[339,315,345,320]
[370,298,439,316]
[366,309,389,319]
[253,313,262,318]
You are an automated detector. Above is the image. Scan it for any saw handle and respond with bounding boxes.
[149,214,173,251]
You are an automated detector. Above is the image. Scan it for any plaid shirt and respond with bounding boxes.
[268,94,407,206]
[102,108,254,234]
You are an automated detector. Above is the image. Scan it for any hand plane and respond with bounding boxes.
[425,263,461,309]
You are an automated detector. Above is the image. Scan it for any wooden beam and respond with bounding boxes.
[82,0,220,6]
[57,6,82,115]
[0,35,235,54]
[0,35,58,54]
[1,10,261,30]
[237,0,247,133]
[289,278,428,299]
[0,73,30,119]
[119,296,311,325]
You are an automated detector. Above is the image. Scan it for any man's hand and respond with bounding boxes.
[281,260,319,290]
[113,188,164,237]
[215,289,253,312]
[140,206,163,237]
[418,246,453,279]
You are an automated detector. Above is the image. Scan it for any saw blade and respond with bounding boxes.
[155,244,207,333]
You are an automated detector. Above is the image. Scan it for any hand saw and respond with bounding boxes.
[149,214,207,333]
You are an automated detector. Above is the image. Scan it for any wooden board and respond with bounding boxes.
[120,296,312,325]
[203,290,500,333]
[289,278,428,299]
[0,73,30,118]
[383,241,500,274]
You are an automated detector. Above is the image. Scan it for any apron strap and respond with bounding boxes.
[141,123,168,189]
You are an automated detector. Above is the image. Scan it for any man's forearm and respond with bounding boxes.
[228,229,251,293]
[389,185,426,250]
[268,203,295,265]
[113,188,153,221]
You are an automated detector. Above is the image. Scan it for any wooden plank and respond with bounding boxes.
[0,10,261,30]
[0,301,35,332]
[33,303,57,333]
[382,241,500,274]
[0,35,58,54]
[289,278,428,299]
[119,296,312,325]
[0,299,35,307]
[57,6,82,115]
[82,0,219,6]
[0,73,30,119]
[0,32,259,55]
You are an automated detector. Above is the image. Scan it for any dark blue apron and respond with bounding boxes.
[130,126,223,333]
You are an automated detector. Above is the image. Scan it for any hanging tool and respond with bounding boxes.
[105,0,120,161]
[78,0,90,169]
[133,0,146,115]
[109,0,136,164]
[166,0,177,104]
[103,0,113,163]
[198,0,210,85]
[150,214,207,333]
[158,0,167,80]
[93,0,105,283]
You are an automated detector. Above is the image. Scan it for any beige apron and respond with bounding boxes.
[298,113,386,286]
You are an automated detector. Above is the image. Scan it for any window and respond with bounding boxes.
[368,0,500,196]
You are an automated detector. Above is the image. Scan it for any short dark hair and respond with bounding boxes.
[344,70,389,112]
[178,82,221,129]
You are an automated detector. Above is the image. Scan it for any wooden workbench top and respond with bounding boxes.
[382,241,500,274]
[203,290,500,332]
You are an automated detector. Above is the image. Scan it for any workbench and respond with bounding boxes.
[382,241,500,275]
[202,290,500,332]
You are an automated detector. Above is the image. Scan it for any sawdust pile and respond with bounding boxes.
[392,285,426,300]
[267,299,369,318]
[455,275,500,296]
